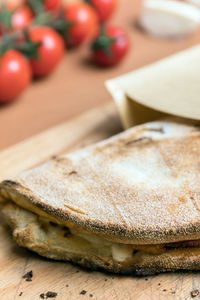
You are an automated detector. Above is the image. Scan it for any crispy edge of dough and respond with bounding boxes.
[1,180,200,245]
[3,201,200,276]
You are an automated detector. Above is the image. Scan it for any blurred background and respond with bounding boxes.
[0,0,200,150]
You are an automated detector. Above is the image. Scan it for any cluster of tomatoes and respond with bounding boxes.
[0,0,129,103]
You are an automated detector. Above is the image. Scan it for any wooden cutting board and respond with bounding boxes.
[0,103,199,300]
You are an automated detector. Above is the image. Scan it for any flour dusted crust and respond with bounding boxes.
[1,120,200,246]
[3,119,200,274]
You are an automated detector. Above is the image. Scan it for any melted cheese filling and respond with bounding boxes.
[1,189,200,263]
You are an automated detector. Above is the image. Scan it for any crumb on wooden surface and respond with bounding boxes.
[22,270,33,282]
[40,291,58,299]
[191,290,199,298]
[46,291,57,298]
[80,290,87,295]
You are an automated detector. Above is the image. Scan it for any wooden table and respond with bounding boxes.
[1,103,199,300]
[1,0,200,150]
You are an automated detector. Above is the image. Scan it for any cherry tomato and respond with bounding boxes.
[64,2,98,47]
[91,25,129,67]
[45,0,62,14]
[0,50,32,102]
[29,26,65,77]
[12,5,34,30]
[89,0,117,22]
[0,2,32,33]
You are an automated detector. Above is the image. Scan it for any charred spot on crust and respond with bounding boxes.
[145,127,164,134]
[125,137,152,146]
[164,244,179,250]
[133,250,139,255]
[63,226,70,231]
[63,226,71,237]
[52,156,68,163]
[69,256,167,277]
[194,124,200,130]
[4,180,19,186]
[77,259,99,271]
[133,268,162,276]
[68,171,78,176]
[49,221,58,227]
[164,240,200,250]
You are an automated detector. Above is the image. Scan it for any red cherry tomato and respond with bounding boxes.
[64,2,98,47]
[0,2,32,33]
[12,5,33,30]
[44,0,62,14]
[29,26,65,77]
[0,50,32,102]
[89,0,117,22]
[92,25,129,67]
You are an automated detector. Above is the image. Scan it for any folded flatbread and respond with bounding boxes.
[1,120,200,275]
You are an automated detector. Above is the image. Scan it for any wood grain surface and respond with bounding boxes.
[0,103,200,300]
[1,0,200,150]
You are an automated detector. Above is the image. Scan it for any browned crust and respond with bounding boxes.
[2,180,200,245]
[3,200,200,276]
[2,121,200,245]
